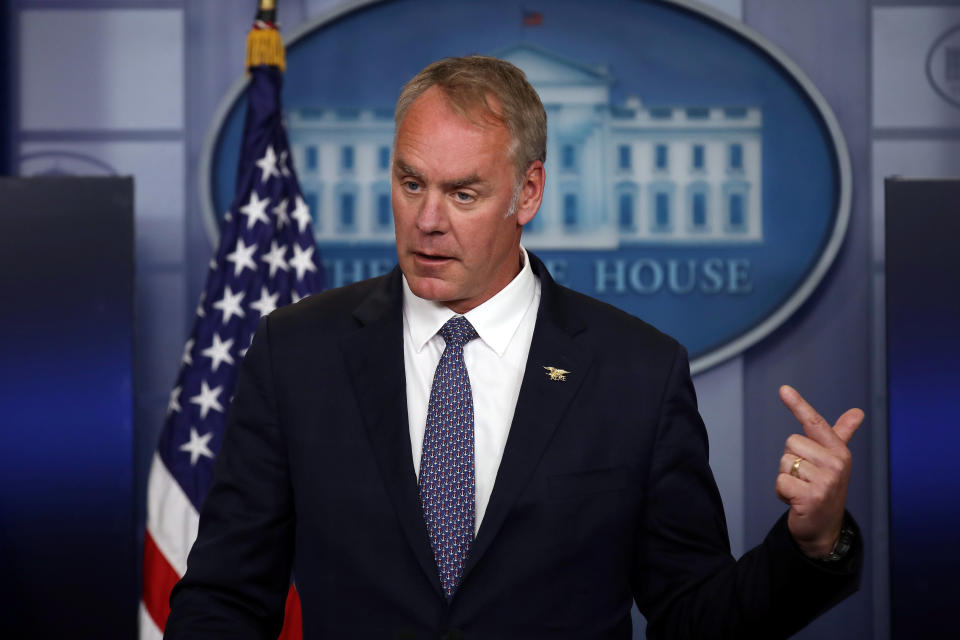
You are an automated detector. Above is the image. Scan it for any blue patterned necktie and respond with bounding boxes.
[419,315,479,600]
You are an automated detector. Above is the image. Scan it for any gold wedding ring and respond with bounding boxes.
[790,457,804,478]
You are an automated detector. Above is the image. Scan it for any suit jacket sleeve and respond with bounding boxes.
[165,317,294,639]
[632,343,862,640]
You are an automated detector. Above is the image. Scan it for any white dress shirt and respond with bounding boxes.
[402,246,541,534]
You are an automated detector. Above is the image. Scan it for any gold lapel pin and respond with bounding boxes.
[543,366,570,381]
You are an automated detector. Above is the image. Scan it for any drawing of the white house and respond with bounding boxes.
[287,44,762,248]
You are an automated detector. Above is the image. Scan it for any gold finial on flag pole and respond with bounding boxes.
[257,0,277,19]
[246,0,284,72]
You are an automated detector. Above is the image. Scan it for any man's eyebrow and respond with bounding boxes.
[446,175,484,189]
[393,158,423,180]
[393,158,486,190]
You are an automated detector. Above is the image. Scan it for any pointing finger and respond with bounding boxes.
[779,385,838,448]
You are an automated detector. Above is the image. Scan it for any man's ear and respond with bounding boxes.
[517,161,545,227]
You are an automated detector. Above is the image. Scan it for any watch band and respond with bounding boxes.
[816,518,855,562]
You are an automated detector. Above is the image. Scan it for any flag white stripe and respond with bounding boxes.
[138,603,165,640]
[145,452,200,576]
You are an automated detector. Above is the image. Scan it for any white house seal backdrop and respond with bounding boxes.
[202,0,851,374]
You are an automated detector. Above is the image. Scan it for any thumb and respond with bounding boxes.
[833,408,864,444]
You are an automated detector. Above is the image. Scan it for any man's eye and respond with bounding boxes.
[454,192,474,203]
[403,181,421,192]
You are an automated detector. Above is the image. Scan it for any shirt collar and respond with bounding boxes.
[402,246,536,357]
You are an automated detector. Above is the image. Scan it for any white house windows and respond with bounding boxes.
[304,146,318,172]
[728,193,745,229]
[655,193,671,230]
[619,192,634,230]
[723,181,750,233]
[560,180,581,230]
[649,182,674,232]
[371,181,391,231]
[290,130,758,243]
[561,144,578,171]
[616,181,639,232]
[341,145,355,172]
[376,193,391,229]
[692,144,705,171]
[563,192,579,229]
[728,143,743,171]
[285,60,761,246]
[686,182,710,232]
[336,183,358,231]
[654,144,669,171]
[341,192,355,229]
[692,192,707,229]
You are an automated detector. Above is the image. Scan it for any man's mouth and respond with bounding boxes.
[414,251,453,264]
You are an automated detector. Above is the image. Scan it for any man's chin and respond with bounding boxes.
[405,274,457,304]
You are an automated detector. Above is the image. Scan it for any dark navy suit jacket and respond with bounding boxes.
[166,253,860,639]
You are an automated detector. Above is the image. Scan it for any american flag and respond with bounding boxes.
[139,24,318,639]
[522,10,543,26]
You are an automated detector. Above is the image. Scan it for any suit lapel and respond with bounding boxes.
[462,255,591,583]
[338,269,444,597]
[338,257,591,596]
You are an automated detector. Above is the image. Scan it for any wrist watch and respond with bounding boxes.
[816,518,855,562]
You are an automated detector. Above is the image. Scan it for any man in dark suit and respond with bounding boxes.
[166,56,862,639]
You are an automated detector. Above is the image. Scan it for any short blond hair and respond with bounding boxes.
[395,56,547,180]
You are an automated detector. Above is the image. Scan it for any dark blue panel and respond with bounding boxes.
[0,0,10,175]
[886,178,960,639]
[0,177,135,638]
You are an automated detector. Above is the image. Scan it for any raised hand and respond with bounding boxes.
[775,385,864,558]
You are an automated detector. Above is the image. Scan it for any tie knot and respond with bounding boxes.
[439,316,478,348]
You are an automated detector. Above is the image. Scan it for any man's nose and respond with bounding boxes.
[415,190,447,233]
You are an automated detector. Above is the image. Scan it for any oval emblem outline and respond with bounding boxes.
[198,0,852,374]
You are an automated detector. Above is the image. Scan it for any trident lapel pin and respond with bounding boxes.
[543,366,570,382]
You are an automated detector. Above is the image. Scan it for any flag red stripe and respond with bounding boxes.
[142,528,302,638]
[279,583,303,639]
[142,530,181,631]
